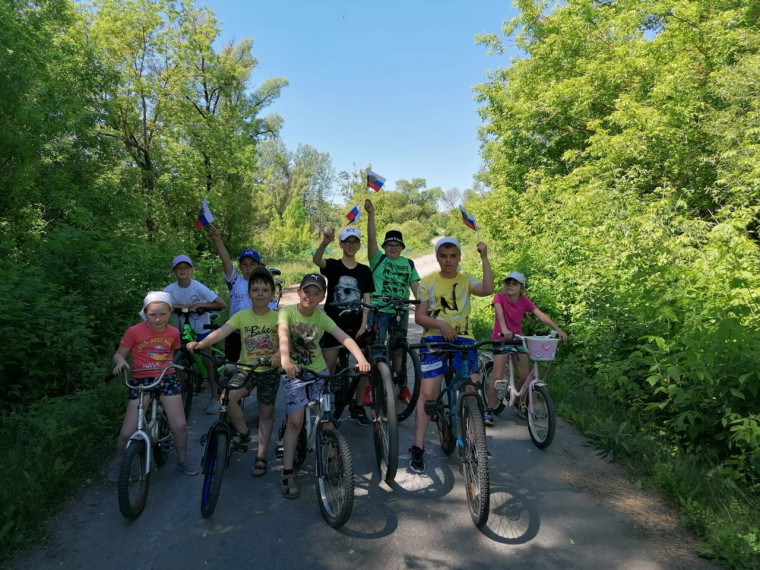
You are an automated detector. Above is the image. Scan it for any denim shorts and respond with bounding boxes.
[419,336,479,379]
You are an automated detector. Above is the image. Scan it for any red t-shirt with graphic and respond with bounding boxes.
[120,322,180,378]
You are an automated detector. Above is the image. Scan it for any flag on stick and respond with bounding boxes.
[195,198,214,228]
[367,170,386,192]
[459,205,477,231]
[345,202,361,224]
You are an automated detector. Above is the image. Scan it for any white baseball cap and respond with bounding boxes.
[504,271,526,285]
[434,237,461,254]
[339,226,361,241]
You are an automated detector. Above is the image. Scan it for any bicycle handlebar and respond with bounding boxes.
[407,339,518,352]
[333,296,420,317]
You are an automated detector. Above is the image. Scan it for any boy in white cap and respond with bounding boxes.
[410,237,494,473]
[163,254,226,413]
[108,291,198,481]
[312,226,375,425]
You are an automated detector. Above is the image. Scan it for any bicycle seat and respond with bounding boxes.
[268,268,281,276]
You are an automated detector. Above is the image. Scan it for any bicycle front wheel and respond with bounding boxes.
[201,430,228,518]
[118,440,150,520]
[436,387,456,456]
[461,398,490,527]
[316,427,354,529]
[153,408,172,467]
[395,345,421,422]
[372,361,398,484]
[527,384,556,449]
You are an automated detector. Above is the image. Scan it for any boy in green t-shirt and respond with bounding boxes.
[277,273,370,499]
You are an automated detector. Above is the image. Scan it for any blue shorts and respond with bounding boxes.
[282,369,327,414]
[128,372,180,400]
[196,331,210,342]
[419,336,479,379]
[367,311,408,359]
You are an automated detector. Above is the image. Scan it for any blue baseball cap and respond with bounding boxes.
[171,254,193,269]
[238,249,261,263]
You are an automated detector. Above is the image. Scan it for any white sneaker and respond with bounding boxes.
[494,379,508,401]
[205,400,221,414]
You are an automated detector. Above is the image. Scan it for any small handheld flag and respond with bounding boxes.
[367,170,386,192]
[459,205,477,231]
[196,198,214,228]
[345,202,361,224]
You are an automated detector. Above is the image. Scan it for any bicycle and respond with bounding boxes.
[408,338,500,528]
[268,267,284,308]
[274,367,355,528]
[198,355,271,517]
[483,333,559,449]
[172,307,225,418]
[115,360,191,520]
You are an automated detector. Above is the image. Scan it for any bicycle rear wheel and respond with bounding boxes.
[481,358,506,414]
[274,282,283,308]
[176,352,196,419]
[394,345,421,422]
[371,361,398,484]
[201,430,228,517]
[118,440,150,520]
[153,407,172,467]
[436,386,456,456]
[316,427,354,529]
[461,398,490,528]
[527,384,556,449]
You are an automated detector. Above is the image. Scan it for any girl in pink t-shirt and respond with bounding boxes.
[485,272,567,425]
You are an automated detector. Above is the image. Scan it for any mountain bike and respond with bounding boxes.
[482,333,559,449]
[268,267,284,308]
[172,307,225,418]
[115,360,191,520]
[198,355,271,517]
[275,367,355,528]
[409,338,499,528]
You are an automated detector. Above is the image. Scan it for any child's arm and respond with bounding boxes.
[472,242,494,297]
[415,300,457,341]
[278,322,298,378]
[532,308,568,340]
[410,279,420,299]
[365,199,378,260]
[112,344,131,375]
[330,327,371,373]
[186,323,235,353]
[356,292,371,337]
[188,295,226,312]
[206,224,235,278]
[494,303,513,339]
[312,228,334,269]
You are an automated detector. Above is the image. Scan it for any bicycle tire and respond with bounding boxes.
[371,361,398,483]
[201,430,228,518]
[461,398,490,528]
[436,386,456,456]
[176,352,195,419]
[395,345,421,422]
[153,407,172,467]
[274,282,283,308]
[118,440,150,520]
[316,427,354,529]
[482,360,506,415]
[527,384,556,449]
[294,423,308,471]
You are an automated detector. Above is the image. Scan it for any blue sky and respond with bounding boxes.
[201,1,519,196]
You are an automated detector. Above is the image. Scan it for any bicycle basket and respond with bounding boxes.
[523,336,559,361]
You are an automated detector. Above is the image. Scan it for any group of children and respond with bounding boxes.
[109,197,567,488]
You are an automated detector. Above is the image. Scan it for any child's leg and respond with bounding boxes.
[413,375,442,449]
[282,407,305,471]
[226,387,250,435]
[161,394,189,463]
[487,353,507,408]
[116,400,140,460]
[323,347,339,374]
[256,403,275,458]
[516,353,530,391]
[203,352,219,400]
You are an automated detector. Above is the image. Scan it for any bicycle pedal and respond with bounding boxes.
[423,400,437,416]
[275,444,284,459]
[235,444,249,453]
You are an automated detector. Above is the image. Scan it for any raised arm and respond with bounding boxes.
[312,228,335,269]
[365,199,378,260]
[471,242,494,297]
[206,224,234,277]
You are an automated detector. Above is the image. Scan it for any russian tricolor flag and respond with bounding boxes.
[459,205,477,231]
[367,170,386,192]
[195,198,214,228]
[345,202,361,224]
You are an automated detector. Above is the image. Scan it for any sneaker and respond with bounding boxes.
[107,460,121,483]
[349,405,371,427]
[176,461,200,476]
[205,400,221,415]
[493,379,508,402]
[398,386,412,404]
[409,445,425,474]
[362,385,372,406]
[484,408,495,427]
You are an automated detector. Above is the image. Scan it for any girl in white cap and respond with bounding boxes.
[108,291,198,481]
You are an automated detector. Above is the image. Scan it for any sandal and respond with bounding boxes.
[281,472,300,499]
[251,457,268,477]
[231,431,251,452]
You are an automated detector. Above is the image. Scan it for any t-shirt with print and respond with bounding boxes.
[418,272,480,339]
[320,258,374,337]
[119,322,180,378]
[278,305,336,373]
[369,251,420,313]
[227,309,278,368]
[491,293,536,337]
[225,269,251,317]
[163,279,219,335]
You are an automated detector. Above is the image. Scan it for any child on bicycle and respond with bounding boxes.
[485,271,567,426]
[312,226,375,426]
[411,237,494,474]
[164,254,226,414]
[278,273,371,499]
[186,266,280,478]
[108,291,198,481]
[365,198,420,404]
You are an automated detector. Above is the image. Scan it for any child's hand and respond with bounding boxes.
[186,341,200,353]
[269,352,281,368]
[322,228,335,245]
[282,361,298,379]
[206,224,220,240]
[355,324,367,340]
[355,359,371,374]
[439,322,457,341]
[112,361,130,376]
[476,241,488,256]
[364,199,374,213]
[555,329,568,341]
[498,331,514,340]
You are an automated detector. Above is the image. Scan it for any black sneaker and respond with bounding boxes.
[409,445,425,474]
[349,405,371,427]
